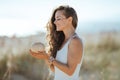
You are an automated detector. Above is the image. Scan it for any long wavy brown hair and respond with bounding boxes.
[46,5,78,58]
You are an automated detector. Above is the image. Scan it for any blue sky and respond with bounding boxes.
[0,0,120,37]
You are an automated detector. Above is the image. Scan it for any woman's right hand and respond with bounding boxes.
[29,49,49,60]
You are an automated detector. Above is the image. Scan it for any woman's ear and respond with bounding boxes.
[68,17,73,23]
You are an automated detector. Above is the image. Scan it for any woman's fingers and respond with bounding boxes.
[38,51,46,54]
[29,49,38,54]
[29,49,48,59]
[29,49,39,56]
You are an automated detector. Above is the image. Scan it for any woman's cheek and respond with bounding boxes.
[56,26,62,31]
[56,25,63,31]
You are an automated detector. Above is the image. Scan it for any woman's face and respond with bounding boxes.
[54,10,69,31]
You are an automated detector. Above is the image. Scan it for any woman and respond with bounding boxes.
[29,5,84,80]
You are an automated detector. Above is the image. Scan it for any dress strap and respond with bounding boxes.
[70,33,78,40]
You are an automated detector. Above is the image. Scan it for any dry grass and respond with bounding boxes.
[0,32,120,80]
[0,52,51,80]
[81,32,120,80]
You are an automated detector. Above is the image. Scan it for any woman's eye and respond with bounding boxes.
[56,18,61,21]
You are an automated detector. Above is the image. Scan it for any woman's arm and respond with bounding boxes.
[45,59,55,72]
[52,37,83,76]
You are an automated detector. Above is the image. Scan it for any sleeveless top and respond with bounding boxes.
[54,33,84,80]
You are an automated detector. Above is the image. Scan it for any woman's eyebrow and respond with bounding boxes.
[55,16,61,18]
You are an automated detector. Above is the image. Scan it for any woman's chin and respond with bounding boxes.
[56,28,62,31]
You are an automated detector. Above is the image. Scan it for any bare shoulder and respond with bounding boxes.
[69,36,83,54]
[68,35,83,63]
[70,36,83,47]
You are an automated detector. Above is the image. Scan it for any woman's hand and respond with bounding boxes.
[45,57,55,72]
[29,49,49,60]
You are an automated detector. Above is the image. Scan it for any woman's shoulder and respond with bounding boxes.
[69,33,85,48]
[69,35,82,47]
[72,34,82,42]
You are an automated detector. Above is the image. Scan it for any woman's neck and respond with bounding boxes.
[63,26,75,41]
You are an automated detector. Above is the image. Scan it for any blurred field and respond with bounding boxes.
[0,31,120,80]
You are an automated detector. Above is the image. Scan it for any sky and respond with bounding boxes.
[0,0,120,37]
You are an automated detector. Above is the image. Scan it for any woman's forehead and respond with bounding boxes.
[55,11,65,18]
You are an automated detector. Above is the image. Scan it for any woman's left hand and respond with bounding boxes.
[29,49,48,60]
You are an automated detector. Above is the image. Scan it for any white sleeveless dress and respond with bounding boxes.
[54,33,84,80]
